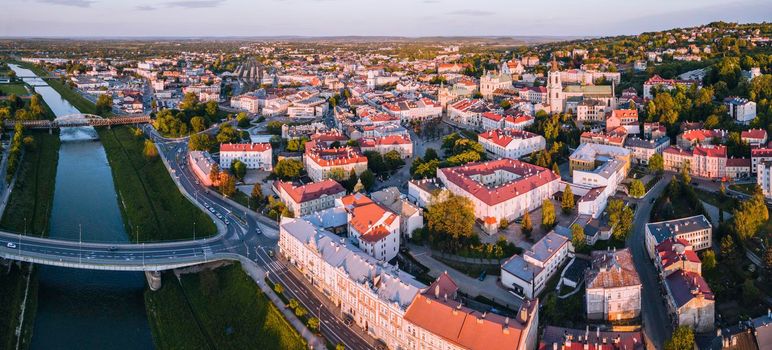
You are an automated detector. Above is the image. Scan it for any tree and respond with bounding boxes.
[679,161,691,184]
[95,93,112,116]
[608,199,634,240]
[561,185,574,214]
[551,162,560,177]
[521,211,533,236]
[742,279,761,305]
[143,139,159,159]
[236,112,250,127]
[288,298,299,310]
[424,148,439,161]
[216,124,240,144]
[273,159,304,180]
[664,326,694,350]
[251,183,264,207]
[209,164,220,186]
[190,116,206,133]
[328,167,347,181]
[629,179,646,198]
[180,92,200,112]
[22,136,35,151]
[733,186,769,240]
[570,223,585,250]
[188,133,214,151]
[720,235,736,260]
[541,199,556,229]
[205,100,218,118]
[307,317,320,332]
[273,283,284,295]
[364,151,386,174]
[266,121,284,135]
[702,250,717,271]
[230,159,247,181]
[426,194,475,242]
[294,306,308,318]
[383,150,405,171]
[359,170,375,191]
[335,344,345,350]
[219,172,236,197]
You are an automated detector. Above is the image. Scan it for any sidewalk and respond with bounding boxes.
[237,257,326,350]
[408,244,523,309]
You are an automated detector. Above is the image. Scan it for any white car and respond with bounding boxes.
[7,242,16,248]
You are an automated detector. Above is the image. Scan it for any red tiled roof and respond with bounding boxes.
[751,148,772,158]
[693,145,727,158]
[479,129,540,148]
[276,179,345,204]
[610,109,638,122]
[656,238,701,270]
[741,128,767,140]
[349,201,397,243]
[220,143,271,152]
[439,159,559,206]
[726,158,750,167]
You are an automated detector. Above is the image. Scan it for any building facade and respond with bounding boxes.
[219,143,273,171]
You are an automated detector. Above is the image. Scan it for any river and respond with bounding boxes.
[9,64,154,349]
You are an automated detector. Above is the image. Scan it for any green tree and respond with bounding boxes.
[629,179,646,198]
[426,194,475,242]
[571,223,585,250]
[205,100,219,118]
[608,199,634,240]
[219,172,236,197]
[179,92,199,112]
[288,298,299,310]
[216,124,240,144]
[236,112,250,127]
[664,326,694,350]
[742,279,761,305]
[230,159,247,181]
[424,148,439,161]
[95,93,113,116]
[273,283,284,295]
[561,185,574,214]
[272,159,303,180]
[143,139,159,159]
[364,151,386,174]
[702,250,717,271]
[521,211,533,236]
[188,133,214,151]
[541,199,556,229]
[266,121,284,135]
[721,235,736,261]
[679,161,691,184]
[190,116,206,133]
[209,163,220,186]
[733,186,769,240]
[383,150,405,171]
[294,306,307,318]
[336,344,345,350]
[359,170,375,191]
[307,317,320,332]
[328,168,347,181]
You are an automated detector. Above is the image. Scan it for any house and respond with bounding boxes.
[501,231,570,298]
[605,109,639,135]
[752,147,772,173]
[407,178,448,209]
[477,129,546,160]
[437,159,560,232]
[219,143,272,171]
[341,194,401,262]
[274,179,346,217]
[643,75,700,99]
[741,129,768,147]
[644,215,712,259]
[585,248,642,321]
[539,326,644,350]
[663,270,715,333]
[358,134,413,159]
[725,97,757,124]
[663,145,727,179]
[303,140,368,182]
[758,161,772,200]
[480,70,513,100]
[677,129,727,149]
[370,187,424,238]
[569,143,631,177]
[188,151,218,186]
[624,136,671,165]
[655,238,702,277]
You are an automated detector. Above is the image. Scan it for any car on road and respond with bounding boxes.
[478,271,487,281]
[267,249,274,257]
[7,242,16,248]
[108,246,118,251]
[343,314,354,326]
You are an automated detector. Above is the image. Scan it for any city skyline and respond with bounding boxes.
[2,0,771,38]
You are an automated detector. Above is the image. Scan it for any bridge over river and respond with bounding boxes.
[0,230,241,271]
[3,114,151,130]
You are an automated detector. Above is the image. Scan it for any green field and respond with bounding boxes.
[0,132,61,235]
[0,263,39,350]
[98,126,216,242]
[0,83,30,96]
[144,264,306,350]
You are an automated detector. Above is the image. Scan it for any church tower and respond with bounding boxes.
[547,57,563,113]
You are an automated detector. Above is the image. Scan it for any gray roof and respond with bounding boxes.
[525,231,568,263]
[646,215,712,245]
[624,136,670,149]
[501,255,542,283]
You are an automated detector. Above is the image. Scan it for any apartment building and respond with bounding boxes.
[501,231,570,298]
[219,143,273,171]
[477,129,546,160]
[644,215,712,259]
[585,248,642,321]
[274,179,346,217]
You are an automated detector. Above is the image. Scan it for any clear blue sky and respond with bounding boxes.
[2,0,771,37]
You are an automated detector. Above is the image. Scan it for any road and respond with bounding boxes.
[626,176,670,348]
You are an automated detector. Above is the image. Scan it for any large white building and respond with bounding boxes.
[358,134,414,159]
[480,70,513,100]
[758,161,772,200]
[341,194,401,262]
[501,231,570,298]
[435,159,560,231]
[644,215,713,259]
[219,143,272,171]
[274,179,346,217]
[304,140,368,182]
[724,97,757,124]
[278,218,540,350]
[585,248,642,321]
[382,98,442,123]
[663,145,728,180]
[480,112,534,131]
[477,129,546,160]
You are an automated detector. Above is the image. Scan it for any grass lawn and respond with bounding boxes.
[694,189,738,212]
[145,264,306,350]
[0,132,60,235]
[98,126,216,242]
[43,78,99,115]
[729,183,757,195]
[0,83,30,96]
[0,264,38,350]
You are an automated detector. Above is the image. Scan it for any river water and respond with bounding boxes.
[9,64,154,349]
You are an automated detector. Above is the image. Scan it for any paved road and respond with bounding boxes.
[626,177,670,348]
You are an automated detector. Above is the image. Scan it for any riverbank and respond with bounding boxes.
[98,126,216,241]
[0,131,61,350]
[144,263,306,350]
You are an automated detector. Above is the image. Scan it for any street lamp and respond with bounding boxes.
[79,224,82,265]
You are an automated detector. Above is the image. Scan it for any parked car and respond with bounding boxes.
[7,242,16,249]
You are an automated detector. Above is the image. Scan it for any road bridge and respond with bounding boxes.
[3,114,151,130]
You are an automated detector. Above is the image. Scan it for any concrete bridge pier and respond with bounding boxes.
[145,271,162,291]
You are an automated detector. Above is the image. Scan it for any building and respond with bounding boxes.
[741,129,768,147]
[370,187,424,238]
[655,238,702,277]
[341,194,401,262]
[643,75,700,99]
[436,159,560,231]
[752,147,772,173]
[539,326,644,350]
[358,134,413,159]
[624,136,671,165]
[725,97,757,124]
[447,99,491,130]
[219,143,272,171]
[481,112,534,131]
[663,270,715,333]
[644,215,712,259]
[569,143,631,176]
[304,140,368,182]
[403,273,540,350]
[580,131,626,148]
[758,161,772,200]
[501,231,570,298]
[663,145,727,179]
[288,96,328,119]
[606,109,639,135]
[547,60,617,115]
[478,129,546,160]
[677,129,727,149]
[407,178,448,209]
[382,98,442,123]
[188,150,218,186]
[585,248,642,321]
[274,179,346,217]
[480,70,513,100]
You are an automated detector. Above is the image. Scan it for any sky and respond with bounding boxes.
[1,0,771,38]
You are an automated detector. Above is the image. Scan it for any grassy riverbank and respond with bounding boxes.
[0,131,61,350]
[144,264,306,350]
[43,78,99,115]
[98,126,216,242]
